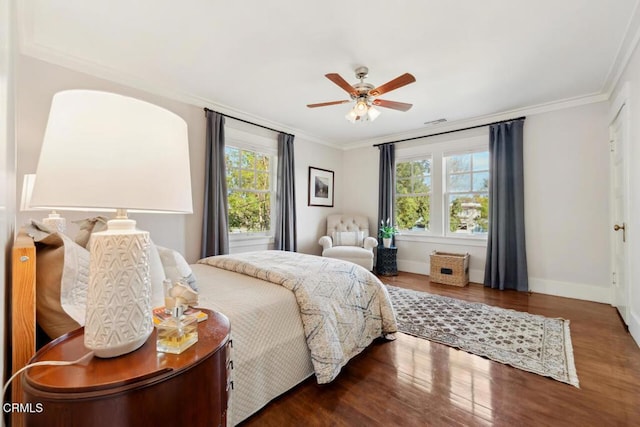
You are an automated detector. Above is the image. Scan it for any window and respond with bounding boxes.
[445,151,489,235]
[394,135,489,239]
[396,158,432,231]
[225,146,275,235]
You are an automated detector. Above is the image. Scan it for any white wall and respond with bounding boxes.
[15,55,342,263]
[524,103,610,302]
[1,0,16,401]
[610,36,640,344]
[295,138,344,255]
[341,144,378,233]
[342,102,611,303]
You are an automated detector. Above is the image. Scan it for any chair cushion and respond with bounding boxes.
[323,246,373,260]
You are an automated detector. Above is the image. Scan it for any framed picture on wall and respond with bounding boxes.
[308,166,334,207]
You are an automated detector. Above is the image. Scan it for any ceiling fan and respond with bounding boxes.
[307,66,416,122]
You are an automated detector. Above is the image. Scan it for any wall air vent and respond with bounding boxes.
[424,118,447,125]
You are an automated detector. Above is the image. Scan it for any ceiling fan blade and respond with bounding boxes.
[369,73,416,97]
[372,99,413,112]
[325,73,358,96]
[307,100,351,108]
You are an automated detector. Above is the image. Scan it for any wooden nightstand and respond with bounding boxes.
[22,309,231,427]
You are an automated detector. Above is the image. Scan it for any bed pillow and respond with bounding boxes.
[332,231,365,247]
[157,246,197,291]
[148,241,167,308]
[24,222,89,339]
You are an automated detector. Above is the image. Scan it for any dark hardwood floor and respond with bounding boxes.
[241,272,640,426]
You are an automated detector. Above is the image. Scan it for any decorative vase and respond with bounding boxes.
[383,237,392,248]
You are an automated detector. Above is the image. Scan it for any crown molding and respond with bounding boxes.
[343,92,609,150]
[601,0,640,96]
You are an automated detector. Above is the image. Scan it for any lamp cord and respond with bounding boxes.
[2,351,94,403]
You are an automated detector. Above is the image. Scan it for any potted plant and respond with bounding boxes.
[379,219,397,248]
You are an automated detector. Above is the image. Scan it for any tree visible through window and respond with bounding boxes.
[225,146,273,233]
[395,158,431,231]
[445,151,489,234]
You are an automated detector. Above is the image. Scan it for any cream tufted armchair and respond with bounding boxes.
[318,214,378,270]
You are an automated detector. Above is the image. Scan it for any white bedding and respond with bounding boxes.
[192,250,398,426]
[190,263,314,425]
[200,251,397,383]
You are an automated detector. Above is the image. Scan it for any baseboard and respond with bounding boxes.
[629,309,640,348]
[397,260,611,304]
[525,278,611,304]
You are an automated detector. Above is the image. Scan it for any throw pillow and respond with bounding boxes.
[332,231,365,247]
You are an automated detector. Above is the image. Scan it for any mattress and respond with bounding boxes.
[190,263,314,425]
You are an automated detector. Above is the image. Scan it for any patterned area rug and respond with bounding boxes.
[386,285,579,387]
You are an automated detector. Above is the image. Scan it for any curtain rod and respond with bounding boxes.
[372,116,526,147]
[203,107,291,136]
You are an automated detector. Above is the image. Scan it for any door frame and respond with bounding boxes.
[608,82,631,319]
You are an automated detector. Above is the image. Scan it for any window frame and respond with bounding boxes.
[443,149,490,237]
[394,133,488,244]
[225,127,278,243]
[395,155,433,232]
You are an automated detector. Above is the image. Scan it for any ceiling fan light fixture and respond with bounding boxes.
[367,106,381,121]
[315,67,416,124]
[345,109,358,123]
[354,99,368,116]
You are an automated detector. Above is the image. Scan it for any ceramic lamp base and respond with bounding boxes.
[42,212,66,233]
[84,220,153,358]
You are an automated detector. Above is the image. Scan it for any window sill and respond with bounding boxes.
[395,233,487,247]
[229,234,274,248]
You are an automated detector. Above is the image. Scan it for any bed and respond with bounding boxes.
[9,227,397,426]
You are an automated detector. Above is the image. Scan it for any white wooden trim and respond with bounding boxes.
[529,278,611,304]
[628,309,640,348]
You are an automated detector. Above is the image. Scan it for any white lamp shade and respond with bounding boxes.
[31,90,193,214]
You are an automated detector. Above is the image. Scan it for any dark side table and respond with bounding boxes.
[22,309,231,427]
[376,246,398,276]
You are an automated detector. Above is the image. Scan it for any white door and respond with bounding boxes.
[610,103,629,324]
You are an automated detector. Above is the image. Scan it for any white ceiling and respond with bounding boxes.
[16,0,640,147]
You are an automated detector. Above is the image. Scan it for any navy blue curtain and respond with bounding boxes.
[201,110,229,257]
[274,133,297,251]
[378,144,395,240]
[484,119,528,291]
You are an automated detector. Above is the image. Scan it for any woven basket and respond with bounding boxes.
[429,251,469,287]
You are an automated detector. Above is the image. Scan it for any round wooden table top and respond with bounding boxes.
[23,309,230,396]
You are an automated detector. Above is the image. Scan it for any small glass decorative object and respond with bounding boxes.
[156,305,198,354]
[157,280,199,354]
